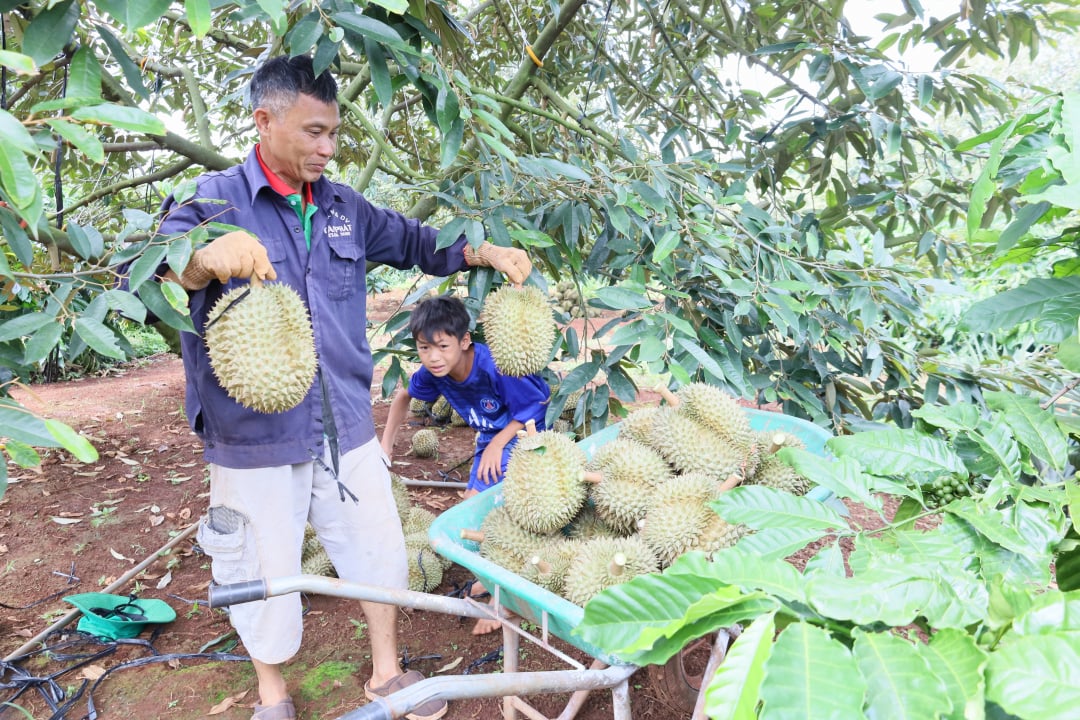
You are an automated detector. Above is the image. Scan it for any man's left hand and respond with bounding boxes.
[464,242,532,286]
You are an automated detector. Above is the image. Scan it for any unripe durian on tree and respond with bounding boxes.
[204,280,317,414]
[411,428,439,458]
[562,535,659,606]
[503,426,589,534]
[479,285,556,376]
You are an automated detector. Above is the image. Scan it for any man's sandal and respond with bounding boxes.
[364,670,447,720]
[251,697,296,720]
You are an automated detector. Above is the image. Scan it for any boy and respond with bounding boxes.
[381,294,550,497]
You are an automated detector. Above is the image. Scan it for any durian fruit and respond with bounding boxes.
[204,280,317,413]
[564,504,624,541]
[521,537,579,596]
[562,536,659,606]
[389,472,413,517]
[503,429,589,534]
[460,506,550,572]
[584,438,671,534]
[639,472,729,567]
[551,418,574,436]
[404,534,443,592]
[402,505,437,536]
[301,523,322,560]
[301,546,337,577]
[430,396,453,423]
[648,407,746,480]
[411,428,439,458]
[479,285,556,376]
[669,383,755,454]
[409,398,432,417]
[697,515,751,559]
[450,408,469,427]
[617,407,660,446]
[747,455,813,496]
[755,429,805,456]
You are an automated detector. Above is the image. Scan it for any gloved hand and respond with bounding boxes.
[179,230,277,290]
[463,242,532,286]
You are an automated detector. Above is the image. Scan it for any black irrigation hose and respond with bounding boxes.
[0,582,81,611]
[463,648,502,675]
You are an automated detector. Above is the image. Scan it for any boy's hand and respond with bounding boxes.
[464,242,532,286]
[476,445,503,485]
[179,230,277,290]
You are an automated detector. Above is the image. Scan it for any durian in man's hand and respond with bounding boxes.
[478,285,556,376]
[204,278,317,414]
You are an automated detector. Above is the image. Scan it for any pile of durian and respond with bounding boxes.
[461,382,812,607]
[549,279,598,319]
[301,472,451,593]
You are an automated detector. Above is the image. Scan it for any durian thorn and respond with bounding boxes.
[654,384,680,407]
[582,470,603,485]
[525,418,538,435]
[609,552,627,576]
[460,529,485,542]
[718,473,743,493]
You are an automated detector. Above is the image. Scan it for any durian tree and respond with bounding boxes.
[0,3,1075,473]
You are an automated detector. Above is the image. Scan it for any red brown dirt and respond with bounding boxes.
[0,292,682,720]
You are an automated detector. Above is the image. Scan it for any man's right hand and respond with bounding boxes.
[178,230,277,290]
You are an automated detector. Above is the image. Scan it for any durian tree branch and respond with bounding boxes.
[528,77,619,149]
[339,96,425,183]
[595,45,704,133]
[474,88,619,156]
[57,158,194,218]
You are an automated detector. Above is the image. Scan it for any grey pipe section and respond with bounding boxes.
[336,665,639,720]
[208,574,492,619]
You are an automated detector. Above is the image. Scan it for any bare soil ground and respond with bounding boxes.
[0,292,684,720]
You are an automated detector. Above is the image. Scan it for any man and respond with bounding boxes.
[157,54,530,720]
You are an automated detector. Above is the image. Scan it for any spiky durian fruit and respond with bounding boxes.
[697,515,751,558]
[450,408,469,427]
[301,547,337,577]
[389,472,413,518]
[562,536,659,606]
[584,438,671,534]
[301,524,321,561]
[503,430,588,534]
[461,506,549,571]
[617,407,660,446]
[404,538,443,592]
[747,455,813,496]
[639,472,726,567]
[564,504,624,541]
[674,383,755,452]
[755,429,805,456]
[411,428,439,458]
[479,286,556,376]
[408,397,431,417]
[402,506,437,536]
[648,407,746,480]
[204,282,317,413]
[430,396,453,423]
[552,418,574,435]
[521,537,579,596]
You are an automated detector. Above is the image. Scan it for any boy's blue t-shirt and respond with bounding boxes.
[407,343,549,441]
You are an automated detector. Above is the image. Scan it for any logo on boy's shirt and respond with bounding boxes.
[480,397,500,413]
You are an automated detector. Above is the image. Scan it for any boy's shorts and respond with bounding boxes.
[467,434,518,492]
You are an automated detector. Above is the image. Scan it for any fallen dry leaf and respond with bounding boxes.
[436,657,464,673]
[109,548,133,563]
[149,515,164,527]
[156,570,172,590]
[51,517,82,526]
[208,690,248,715]
[78,664,107,681]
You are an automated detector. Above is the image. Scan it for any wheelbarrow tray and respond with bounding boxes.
[428,409,835,666]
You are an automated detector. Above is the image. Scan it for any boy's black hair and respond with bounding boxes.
[409,295,470,343]
[249,55,338,114]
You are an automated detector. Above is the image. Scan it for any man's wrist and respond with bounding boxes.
[463,241,491,268]
[178,252,213,291]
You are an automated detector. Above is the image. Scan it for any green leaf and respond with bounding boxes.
[919,629,988,719]
[71,104,166,136]
[962,277,1080,333]
[945,499,1044,558]
[711,486,849,531]
[651,229,680,263]
[255,0,286,24]
[4,439,40,468]
[591,286,652,311]
[67,45,102,99]
[704,612,776,720]
[760,622,866,719]
[985,390,1069,471]
[965,416,1022,483]
[1068,477,1080,536]
[702,546,807,602]
[531,157,592,182]
[1060,333,1080,373]
[435,80,460,135]
[439,117,464,169]
[185,0,211,38]
[369,0,409,13]
[987,634,1080,717]
[852,628,950,720]
[22,0,80,67]
[0,312,52,343]
[44,419,98,462]
[0,50,35,75]
[0,136,41,210]
[22,322,63,365]
[332,12,416,54]
[0,399,61,447]
[74,317,126,360]
[0,208,34,267]
[779,450,882,512]
[733,527,828,561]
[94,0,171,28]
[363,37,392,108]
[95,26,150,101]
[45,119,105,164]
[138,281,195,335]
[125,243,169,292]
[827,429,967,477]
[0,110,37,155]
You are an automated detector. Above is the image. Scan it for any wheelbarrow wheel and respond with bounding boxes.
[646,632,731,715]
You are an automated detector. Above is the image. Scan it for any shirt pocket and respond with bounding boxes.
[326,234,361,300]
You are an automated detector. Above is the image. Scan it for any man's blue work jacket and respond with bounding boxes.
[157,149,469,469]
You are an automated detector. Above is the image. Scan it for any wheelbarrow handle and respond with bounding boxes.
[208,579,267,608]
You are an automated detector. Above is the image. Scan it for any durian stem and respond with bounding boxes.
[654,384,680,407]
[609,553,627,576]
[460,529,486,542]
[718,473,743,493]
[250,275,263,290]
[767,432,788,455]
[531,556,552,574]
[582,470,603,485]
[525,418,538,435]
